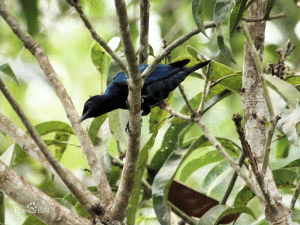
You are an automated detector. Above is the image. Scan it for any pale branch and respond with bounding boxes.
[139,0,150,65]
[141,21,216,80]
[0,113,55,174]
[178,85,195,113]
[159,101,192,121]
[242,12,286,22]
[192,116,257,195]
[241,21,275,119]
[290,179,300,211]
[109,0,143,221]
[0,76,103,216]
[0,160,92,225]
[197,64,212,114]
[261,116,280,176]
[0,1,113,206]
[66,0,128,74]
[220,152,246,205]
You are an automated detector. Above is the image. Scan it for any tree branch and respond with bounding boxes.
[0,76,103,216]
[0,113,55,174]
[141,21,216,80]
[159,101,192,121]
[242,12,286,22]
[192,116,257,195]
[109,0,143,221]
[0,0,113,207]
[139,0,150,65]
[66,0,128,74]
[0,160,92,225]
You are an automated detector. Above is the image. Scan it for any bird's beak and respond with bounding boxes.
[79,109,91,122]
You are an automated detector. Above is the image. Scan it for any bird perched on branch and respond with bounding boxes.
[80,59,211,122]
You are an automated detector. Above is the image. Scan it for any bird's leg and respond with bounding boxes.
[158,100,167,109]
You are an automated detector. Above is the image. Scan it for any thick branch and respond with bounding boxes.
[139,0,150,65]
[0,1,113,206]
[0,113,54,173]
[109,0,143,221]
[0,160,91,225]
[0,76,102,216]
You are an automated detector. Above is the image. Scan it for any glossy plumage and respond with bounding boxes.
[80,59,211,122]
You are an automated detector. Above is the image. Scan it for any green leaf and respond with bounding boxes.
[12,121,74,166]
[75,202,90,218]
[88,114,107,145]
[153,136,208,225]
[148,121,190,183]
[20,0,39,36]
[0,56,19,85]
[23,214,46,225]
[209,60,241,92]
[217,35,236,63]
[186,45,200,60]
[127,130,158,225]
[108,109,128,147]
[53,132,70,161]
[192,0,207,37]
[213,0,232,26]
[180,138,239,182]
[276,136,290,159]
[272,155,300,170]
[55,198,75,211]
[234,186,255,207]
[201,160,229,193]
[265,75,300,107]
[230,0,247,35]
[197,205,256,225]
[273,168,298,188]
[149,92,173,133]
[34,121,74,136]
[91,41,112,94]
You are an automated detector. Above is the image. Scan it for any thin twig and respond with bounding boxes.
[141,21,216,80]
[0,76,103,216]
[109,0,143,221]
[220,152,246,205]
[242,12,286,22]
[210,74,241,88]
[0,0,114,207]
[66,0,128,74]
[139,0,150,65]
[197,64,212,114]
[178,85,195,113]
[290,179,300,210]
[261,116,280,176]
[192,116,257,195]
[159,101,192,121]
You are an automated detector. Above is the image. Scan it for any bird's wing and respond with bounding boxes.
[143,59,190,84]
[112,71,128,85]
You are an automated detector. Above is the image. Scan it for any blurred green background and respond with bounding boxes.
[1,0,300,224]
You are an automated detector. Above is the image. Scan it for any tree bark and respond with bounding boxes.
[242,0,292,224]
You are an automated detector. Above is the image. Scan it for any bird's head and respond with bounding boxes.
[79,95,105,122]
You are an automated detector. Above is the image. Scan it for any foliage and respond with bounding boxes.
[1,0,300,224]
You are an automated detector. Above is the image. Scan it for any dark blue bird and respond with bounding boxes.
[80,59,211,122]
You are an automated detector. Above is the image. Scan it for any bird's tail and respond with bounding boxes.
[186,60,211,74]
